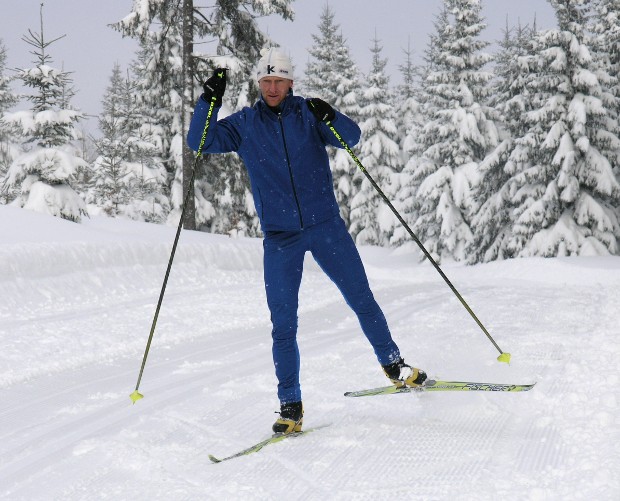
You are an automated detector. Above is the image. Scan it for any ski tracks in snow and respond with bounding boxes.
[0,238,618,499]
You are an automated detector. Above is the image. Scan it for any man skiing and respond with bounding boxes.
[187,47,426,435]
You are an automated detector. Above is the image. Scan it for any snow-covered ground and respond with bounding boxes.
[0,204,618,500]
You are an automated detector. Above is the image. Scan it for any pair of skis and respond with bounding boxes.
[208,378,535,463]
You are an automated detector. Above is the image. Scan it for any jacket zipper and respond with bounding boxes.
[278,113,304,229]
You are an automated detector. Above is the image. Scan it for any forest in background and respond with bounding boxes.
[0,0,619,263]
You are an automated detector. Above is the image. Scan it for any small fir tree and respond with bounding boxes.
[2,6,87,222]
[304,3,362,228]
[349,35,402,246]
[394,7,450,254]
[90,63,169,221]
[0,40,20,203]
[391,39,424,248]
[90,63,133,216]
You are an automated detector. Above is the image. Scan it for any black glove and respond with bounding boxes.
[306,98,336,123]
[203,68,227,107]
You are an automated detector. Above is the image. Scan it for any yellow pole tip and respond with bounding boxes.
[130,391,144,404]
[497,352,511,364]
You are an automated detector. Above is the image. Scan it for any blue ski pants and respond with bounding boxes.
[263,216,401,404]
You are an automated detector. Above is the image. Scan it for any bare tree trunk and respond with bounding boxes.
[181,0,196,230]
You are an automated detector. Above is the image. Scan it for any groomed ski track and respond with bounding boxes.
[0,207,617,500]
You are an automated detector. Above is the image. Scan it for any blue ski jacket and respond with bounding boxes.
[187,91,361,231]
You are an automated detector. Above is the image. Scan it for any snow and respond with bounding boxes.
[1,204,619,500]
[3,109,82,135]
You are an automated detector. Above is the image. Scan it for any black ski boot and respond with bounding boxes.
[272,401,303,435]
[382,358,427,388]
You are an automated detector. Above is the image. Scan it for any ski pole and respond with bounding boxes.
[130,72,225,404]
[326,121,511,364]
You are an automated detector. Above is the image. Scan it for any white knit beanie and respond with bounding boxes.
[256,47,294,81]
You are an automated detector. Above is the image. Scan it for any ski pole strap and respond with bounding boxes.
[326,122,509,362]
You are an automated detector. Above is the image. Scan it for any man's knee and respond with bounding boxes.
[270,305,298,341]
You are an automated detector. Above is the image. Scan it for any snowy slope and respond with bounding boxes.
[0,205,618,500]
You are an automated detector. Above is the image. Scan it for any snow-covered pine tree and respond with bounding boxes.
[114,0,292,235]
[304,3,362,228]
[412,0,497,262]
[349,34,401,246]
[487,19,534,122]
[90,63,133,216]
[467,20,536,263]
[116,10,187,228]
[0,39,19,203]
[303,3,341,102]
[391,39,423,248]
[592,0,620,178]
[1,6,87,222]
[393,7,450,254]
[395,39,422,155]
[90,62,169,221]
[121,62,170,223]
[505,0,620,257]
[199,151,255,236]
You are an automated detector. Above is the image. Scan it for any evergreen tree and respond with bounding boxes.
[592,0,620,176]
[411,0,497,262]
[304,3,362,227]
[504,0,620,257]
[394,39,423,148]
[121,62,170,223]
[114,0,293,234]
[349,34,401,246]
[0,40,19,203]
[90,63,169,221]
[118,17,186,227]
[468,20,536,263]
[1,6,87,222]
[391,39,423,248]
[200,151,257,236]
[393,8,450,253]
[90,63,132,216]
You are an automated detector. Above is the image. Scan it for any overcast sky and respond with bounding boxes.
[1,0,557,132]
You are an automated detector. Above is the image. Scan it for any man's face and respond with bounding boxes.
[259,77,293,108]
